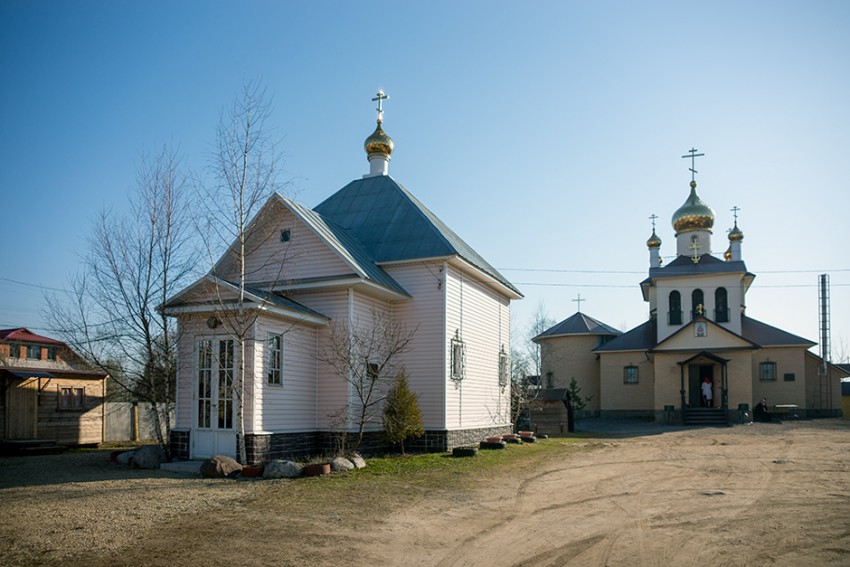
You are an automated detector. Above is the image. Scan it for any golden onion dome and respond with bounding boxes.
[728,221,744,242]
[724,246,732,262]
[364,120,394,157]
[671,181,715,234]
[646,229,662,249]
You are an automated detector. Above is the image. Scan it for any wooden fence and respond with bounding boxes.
[104,402,175,442]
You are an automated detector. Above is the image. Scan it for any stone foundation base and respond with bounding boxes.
[171,425,512,465]
[169,429,190,460]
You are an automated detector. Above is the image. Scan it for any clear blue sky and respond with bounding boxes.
[2,1,849,359]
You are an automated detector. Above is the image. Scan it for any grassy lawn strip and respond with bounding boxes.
[250,438,593,520]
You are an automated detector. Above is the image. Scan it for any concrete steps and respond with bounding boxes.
[684,408,728,426]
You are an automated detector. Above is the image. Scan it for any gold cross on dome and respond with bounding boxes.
[690,238,701,264]
[372,90,389,122]
[649,214,658,231]
[682,147,705,182]
[697,303,704,316]
[731,205,741,223]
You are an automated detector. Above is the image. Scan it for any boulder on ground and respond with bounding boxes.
[349,453,367,469]
[130,445,167,469]
[200,455,243,478]
[330,456,355,472]
[116,450,135,466]
[263,459,304,479]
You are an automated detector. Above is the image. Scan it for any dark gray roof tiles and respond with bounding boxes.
[281,195,410,297]
[594,315,814,354]
[740,316,815,347]
[593,319,658,352]
[243,285,330,320]
[314,175,521,296]
[649,254,752,279]
[535,312,621,341]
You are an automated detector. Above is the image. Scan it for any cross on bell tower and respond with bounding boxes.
[372,90,389,123]
[682,147,705,182]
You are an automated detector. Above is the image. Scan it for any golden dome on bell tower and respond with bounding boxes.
[364,121,394,157]
[364,89,394,158]
[728,220,744,242]
[646,229,662,249]
[671,181,715,234]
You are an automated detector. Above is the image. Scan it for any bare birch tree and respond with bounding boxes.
[46,145,194,453]
[198,81,287,464]
[318,310,416,453]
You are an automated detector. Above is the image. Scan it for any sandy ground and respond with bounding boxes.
[2,419,850,566]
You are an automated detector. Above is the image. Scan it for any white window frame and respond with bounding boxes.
[498,347,508,388]
[267,333,283,385]
[451,337,465,381]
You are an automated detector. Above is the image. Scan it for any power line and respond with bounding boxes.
[500,267,850,275]
[0,277,71,294]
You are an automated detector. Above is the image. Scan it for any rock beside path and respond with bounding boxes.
[263,460,304,479]
[200,455,242,478]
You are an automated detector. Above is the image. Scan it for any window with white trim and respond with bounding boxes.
[498,347,508,388]
[26,345,41,359]
[267,334,282,385]
[451,336,465,380]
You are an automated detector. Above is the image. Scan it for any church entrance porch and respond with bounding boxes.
[678,351,730,415]
[688,364,714,407]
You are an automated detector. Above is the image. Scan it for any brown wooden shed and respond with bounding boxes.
[1,328,107,451]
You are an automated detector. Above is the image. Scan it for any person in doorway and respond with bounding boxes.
[701,377,713,408]
[754,398,772,422]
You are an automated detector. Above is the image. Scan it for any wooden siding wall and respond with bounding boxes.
[251,316,319,432]
[174,316,207,430]
[388,263,448,429]
[35,377,105,444]
[347,292,393,433]
[237,204,353,284]
[444,264,511,430]
[291,290,352,430]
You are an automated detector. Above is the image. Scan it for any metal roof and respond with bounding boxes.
[594,314,815,354]
[242,285,330,320]
[279,195,410,297]
[649,254,752,279]
[314,175,521,296]
[534,312,621,341]
[740,316,815,347]
[0,328,64,345]
[594,319,658,352]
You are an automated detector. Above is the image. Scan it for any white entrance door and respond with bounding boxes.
[193,338,237,459]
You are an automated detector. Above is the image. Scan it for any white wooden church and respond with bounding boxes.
[165,94,521,463]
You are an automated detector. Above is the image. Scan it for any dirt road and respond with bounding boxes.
[378,420,850,566]
[3,420,849,566]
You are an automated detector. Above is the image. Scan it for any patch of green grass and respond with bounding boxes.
[246,438,597,528]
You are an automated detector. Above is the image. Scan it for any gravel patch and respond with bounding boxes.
[0,450,254,566]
